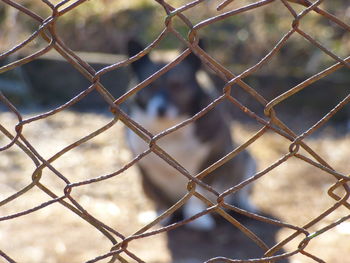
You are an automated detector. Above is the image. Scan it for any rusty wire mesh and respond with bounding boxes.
[1,0,350,262]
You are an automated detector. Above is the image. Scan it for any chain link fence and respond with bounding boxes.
[1,0,349,262]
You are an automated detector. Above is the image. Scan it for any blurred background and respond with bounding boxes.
[1,0,349,130]
[1,1,349,263]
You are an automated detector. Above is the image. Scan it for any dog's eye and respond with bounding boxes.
[135,95,147,110]
[134,88,154,110]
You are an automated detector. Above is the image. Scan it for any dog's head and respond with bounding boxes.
[127,40,206,122]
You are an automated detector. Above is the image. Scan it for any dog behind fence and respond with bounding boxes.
[0,0,349,262]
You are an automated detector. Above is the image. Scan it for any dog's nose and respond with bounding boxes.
[157,105,167,117]
[148,95,169,118]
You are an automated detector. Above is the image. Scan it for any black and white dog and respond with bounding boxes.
[126,40,257,231]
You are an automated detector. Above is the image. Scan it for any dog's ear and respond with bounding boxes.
[185,40,205,73]
[127,39,152,75]
[127,39,146,57]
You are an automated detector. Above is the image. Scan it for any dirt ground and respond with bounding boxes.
[1,110,349,263]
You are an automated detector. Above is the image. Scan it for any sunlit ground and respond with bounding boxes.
[1,110,349,263]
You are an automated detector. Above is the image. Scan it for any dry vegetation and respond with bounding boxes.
[1,110,349,263]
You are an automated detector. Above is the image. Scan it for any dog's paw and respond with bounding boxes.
[186,213,216,231]
[183,197,216,231]
[237,197,258,214]
[234,188,258,214]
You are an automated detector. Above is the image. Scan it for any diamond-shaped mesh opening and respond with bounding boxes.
[1,0,349,262]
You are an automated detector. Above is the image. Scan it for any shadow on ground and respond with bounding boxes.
[166,212,289,263]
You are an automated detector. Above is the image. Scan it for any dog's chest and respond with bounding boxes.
[127,110,210,200]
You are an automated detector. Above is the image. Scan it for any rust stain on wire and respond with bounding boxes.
[0,0,349,262]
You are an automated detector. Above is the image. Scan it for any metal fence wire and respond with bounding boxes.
[1,0,350,262]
